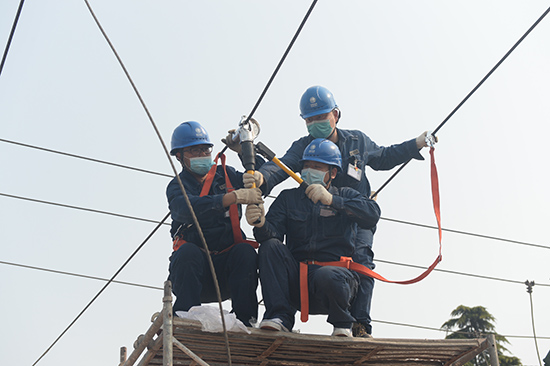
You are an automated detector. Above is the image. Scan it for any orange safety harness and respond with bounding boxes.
[172,152,259,254]
[300,146,443,322]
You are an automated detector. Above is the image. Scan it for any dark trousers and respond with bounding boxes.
[168,242,258,326]
[258,238,359,331]
[350,228,376,334]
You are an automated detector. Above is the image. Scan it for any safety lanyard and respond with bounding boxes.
[200,152,259,252]
[300,146,442,322]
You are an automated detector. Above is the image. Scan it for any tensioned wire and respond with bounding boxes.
[371,4,550,199]
[4,257,549,341]
[0,0,25,77]
[2,138,550,251]
[3,172,550,252]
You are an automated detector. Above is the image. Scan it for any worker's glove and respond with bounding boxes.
[416,131,438,149]
[243,171,264,189]
[221,118,261,153]
[234,188,263,205]
[245,203,265,228]
[305,184,333,205]
[221,129,241,153]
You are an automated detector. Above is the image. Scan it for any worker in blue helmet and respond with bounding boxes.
[167,121,264,327]
[246,138,381,337]
[232,85,435,337]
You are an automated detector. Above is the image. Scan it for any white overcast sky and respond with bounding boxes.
[1,1,549,365]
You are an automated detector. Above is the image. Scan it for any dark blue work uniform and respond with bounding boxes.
[254,184,381,331]
[167,165,258,326]
[258,128,423,333]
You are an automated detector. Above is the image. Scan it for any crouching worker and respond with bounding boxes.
[167,121,264,327]
[246,139,381,336]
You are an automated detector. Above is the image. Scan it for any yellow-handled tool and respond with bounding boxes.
[255,142,308,190]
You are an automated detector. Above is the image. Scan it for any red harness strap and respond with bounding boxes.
[173,152,259,253]
[299,146,443,322]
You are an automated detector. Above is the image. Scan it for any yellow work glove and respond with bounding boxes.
[245,203,265,228]
[234,188,263,205]
[243,171,264,189]
[305,184,333,205]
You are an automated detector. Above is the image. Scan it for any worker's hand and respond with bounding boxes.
[221,129,241,153]
[305,184,333,205]
[245,203,265,227]
[416,131,438,149]
[234,188,263,205]
[243,171,264,188]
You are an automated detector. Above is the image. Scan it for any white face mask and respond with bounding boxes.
[301,168,328,187]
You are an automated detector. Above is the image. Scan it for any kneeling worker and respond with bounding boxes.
[246,138,381,336]
[167,121,264,327]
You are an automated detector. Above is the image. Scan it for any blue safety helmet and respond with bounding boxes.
[299,85,338,119]
[170,121,213,155]
[300,138,342,172]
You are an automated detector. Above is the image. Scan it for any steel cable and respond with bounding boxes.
[80,0,234,363]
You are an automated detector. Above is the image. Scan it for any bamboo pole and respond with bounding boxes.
[163,281,173,366]
[173,338,211,366]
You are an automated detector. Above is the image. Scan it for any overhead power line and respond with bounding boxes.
[2,191,549,252]
[373,319,550,340]
[0,0,25,77]
[0,138,173,178]
[0,192,170,225]
[376,259,550,287]
[3,237,549,288]
[0,260,163,290]
[380,217,550,251]
[3,259,548,341]
[2,139,549,250]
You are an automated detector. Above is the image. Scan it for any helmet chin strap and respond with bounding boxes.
[175,149,185,166]
[325,167,336,188]
[327,108,340,140]
[327,127,337,140]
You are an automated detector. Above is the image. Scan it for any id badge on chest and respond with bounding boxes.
[347,163,362,181]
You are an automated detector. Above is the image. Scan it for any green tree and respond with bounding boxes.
[441,305,521,366]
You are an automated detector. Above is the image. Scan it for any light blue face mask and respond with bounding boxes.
[301,168,327,187]
[307,119,334,139]
[188,156,214,175]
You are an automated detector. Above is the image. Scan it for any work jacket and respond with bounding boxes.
[166,166,246,253]
[253,185,381,262]
[258,128,424,265]
[259,128,424,196]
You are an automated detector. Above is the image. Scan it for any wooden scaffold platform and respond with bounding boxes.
[118,282,493,366]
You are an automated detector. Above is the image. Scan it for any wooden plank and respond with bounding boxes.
[132,318,488,366]
[259,338,285,360]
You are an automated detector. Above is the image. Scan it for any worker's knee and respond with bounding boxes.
[313,267,359,297]
[258,238,285,258]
